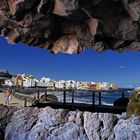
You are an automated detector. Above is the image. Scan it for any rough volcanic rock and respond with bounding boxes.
[0,105,140,140]
[0,0,140,54]
[68,110,83,126]
[83,112,118,140]
[47,122,88,140]
[0,104,17,140]
[114,116,140,140]
[4,107,88,140]
[0,104,17,130]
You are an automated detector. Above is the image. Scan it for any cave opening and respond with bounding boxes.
[1,0,140,139]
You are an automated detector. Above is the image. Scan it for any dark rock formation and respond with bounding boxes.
[0,104,140,140]
[113,97,129,108]
[0,104,17,140]
[0,0,140,54]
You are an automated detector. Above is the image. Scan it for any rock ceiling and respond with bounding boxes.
[0,0,140,54]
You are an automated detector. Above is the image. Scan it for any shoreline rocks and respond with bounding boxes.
[0,104,140,140]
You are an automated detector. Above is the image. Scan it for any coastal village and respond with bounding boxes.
[0,70,117,91]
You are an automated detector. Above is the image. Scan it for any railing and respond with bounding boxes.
[62,90,129,106]
[13,88,133,108]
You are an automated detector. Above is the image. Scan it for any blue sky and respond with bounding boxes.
[0,36,140,88]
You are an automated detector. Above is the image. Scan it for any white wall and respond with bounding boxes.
[23,80,36,87]
[4,80,13,86]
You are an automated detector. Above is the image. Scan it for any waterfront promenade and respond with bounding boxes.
[0,91,31,107]
[9,88,133,113]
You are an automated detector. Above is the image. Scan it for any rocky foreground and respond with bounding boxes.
[0,0,140,53]
[0,104,140,140]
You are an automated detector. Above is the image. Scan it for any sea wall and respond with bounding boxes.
[0,104,140,140]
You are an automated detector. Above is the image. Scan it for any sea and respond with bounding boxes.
[47,90,132,106]
[10,87,134,106]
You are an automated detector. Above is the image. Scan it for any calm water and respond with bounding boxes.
[48,91,131,106]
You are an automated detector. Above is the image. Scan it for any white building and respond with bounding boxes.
[37,82,47,87]
[65,80,76,89]
[4,79,13,86]
[55,80,65,89]
[100,82,110,90]
[21,74,38,87]
[40,77,51,83]
[37,77,54,88]
[75,81,85,90]
[23,79,37,87]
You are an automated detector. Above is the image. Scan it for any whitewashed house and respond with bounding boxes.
[4,79,13,86]
[76,81,85,90]
[40,77,51,83]
[22,74,37,87]
[55,80,65,89]
[23,79,37,87]
[37,77,55,89]
[100,82,110,90]
[65,80,76,89]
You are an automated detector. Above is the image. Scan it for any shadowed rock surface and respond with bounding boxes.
[0,104,139,140]
[0,104,18,140]
[0,0,140,54]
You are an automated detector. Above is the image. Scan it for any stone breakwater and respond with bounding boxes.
[0,104,140,140]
